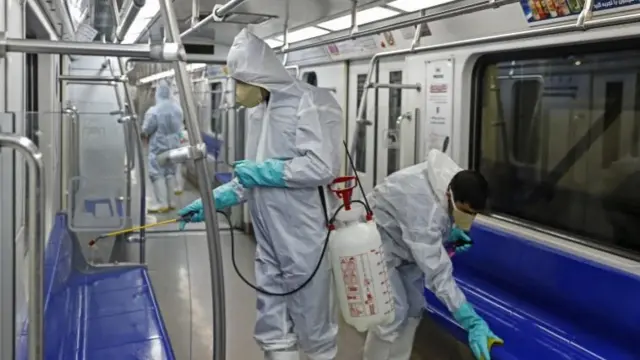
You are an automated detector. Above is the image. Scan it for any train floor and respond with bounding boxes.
[104,168,476,359]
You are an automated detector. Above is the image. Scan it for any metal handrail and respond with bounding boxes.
[62,106,80,211]
[277,0,517,55]
[158,0,227,359]
[0,133,45,360]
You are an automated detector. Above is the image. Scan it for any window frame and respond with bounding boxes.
[469,40,640,261]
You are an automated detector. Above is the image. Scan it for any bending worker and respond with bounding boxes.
[142,80,183,213]
[363,149,502,360]
[178,29,343,360]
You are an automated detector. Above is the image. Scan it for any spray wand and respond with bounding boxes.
[88,211,198,246]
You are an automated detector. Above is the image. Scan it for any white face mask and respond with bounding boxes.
[450,192,476,232]
[235,82,264,108]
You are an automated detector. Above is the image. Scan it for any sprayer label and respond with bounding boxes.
[339,246,392,318]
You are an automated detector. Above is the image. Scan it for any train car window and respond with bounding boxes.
[303,71,318,86]
[387,71,402,175]
[473,45,640,256]
[512,79,541,164]
[355,74,368,172]
[210,82,223,134]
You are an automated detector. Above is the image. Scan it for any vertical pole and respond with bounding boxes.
[157,2,226,360]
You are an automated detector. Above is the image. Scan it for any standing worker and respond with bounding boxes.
[178,28,343,360]
[142,80,184,213]
[363,149,503,360]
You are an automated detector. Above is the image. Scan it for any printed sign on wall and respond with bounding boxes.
[424,58,454,159]
[520,0,640,24]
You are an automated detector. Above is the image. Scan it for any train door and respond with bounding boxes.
[375,59,406,183]
[347,61,376,195]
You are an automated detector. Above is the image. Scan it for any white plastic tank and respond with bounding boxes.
[329,202,395,332]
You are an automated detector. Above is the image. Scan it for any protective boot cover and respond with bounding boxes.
[166,175,177,209]
[175,164,184,194]
[149,178,169,213]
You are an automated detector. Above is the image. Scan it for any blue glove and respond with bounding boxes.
[446,225,473,253]
[177,183,241,230]
[453,302,504,360]
[232,159,287,188]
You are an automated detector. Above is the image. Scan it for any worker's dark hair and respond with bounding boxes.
[449,170,490,211]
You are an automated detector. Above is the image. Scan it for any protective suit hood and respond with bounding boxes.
[155,81,172,102]
[424,149,462,209]
[226,28,296,94]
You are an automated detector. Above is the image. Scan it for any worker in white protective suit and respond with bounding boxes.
[363,149,503,360]
[177,28,343,360]
[142,80,183,213]
[173,125,188,195]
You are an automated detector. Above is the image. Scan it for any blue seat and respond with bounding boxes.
[423,222,640,360]
[200,132,232,184]
[17,213,175,360]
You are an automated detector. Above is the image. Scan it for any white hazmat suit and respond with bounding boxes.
[181,29,344,360]
[142,81,183,212]
[363,149,468,359]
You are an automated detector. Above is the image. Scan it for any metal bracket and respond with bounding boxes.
[150,43,184,61]
[212,4,226,22]
[0,32,6,59]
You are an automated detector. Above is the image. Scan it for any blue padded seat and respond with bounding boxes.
[424,222,640,360]
[17,213,175,360]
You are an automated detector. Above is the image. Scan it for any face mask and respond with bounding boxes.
[235,82,264,108]
[450,192,476,232]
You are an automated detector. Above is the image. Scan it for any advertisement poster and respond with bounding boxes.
[520,0,640,24]
[424,58,454,159]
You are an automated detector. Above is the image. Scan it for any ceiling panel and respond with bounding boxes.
[139,0,390,47]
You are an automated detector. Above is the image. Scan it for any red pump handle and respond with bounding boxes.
[329,177,373,221]
[330,176,356,211]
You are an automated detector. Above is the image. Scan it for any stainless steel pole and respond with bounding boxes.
[58,75,124,82]
[157,3,226,360]
[213,0,247,18]
[0,134,45,360]
[1,38,182,60]
[115,0,146,41]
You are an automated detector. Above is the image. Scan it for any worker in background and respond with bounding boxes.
[173,124,188,195]
[178,28,343,360]
[363,149,503,360]
[142,80,183,213]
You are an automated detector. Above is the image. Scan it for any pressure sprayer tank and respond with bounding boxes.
[328,177,395,332]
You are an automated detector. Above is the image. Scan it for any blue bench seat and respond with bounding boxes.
[424,221,640,360]
[17,214,175,360]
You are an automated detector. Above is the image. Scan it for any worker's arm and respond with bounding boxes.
[396,201,467,313]
[281,99,343,188]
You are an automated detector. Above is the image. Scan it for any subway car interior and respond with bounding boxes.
[1,0,640,359]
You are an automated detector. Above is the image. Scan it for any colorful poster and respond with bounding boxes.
[520,0,640,23]
[424,58,454,159]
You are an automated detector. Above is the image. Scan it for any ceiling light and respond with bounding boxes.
[265,38,283,48]
[122,0,160,44]
[275,26,329,44]
[387,0,455,12]
[138,63,206,84]
[317,6,399,31]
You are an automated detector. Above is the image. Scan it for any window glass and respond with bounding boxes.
[387,71,402,175]
[303,71,318,86]
[355,74,368,172]
[475,48,640,254]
